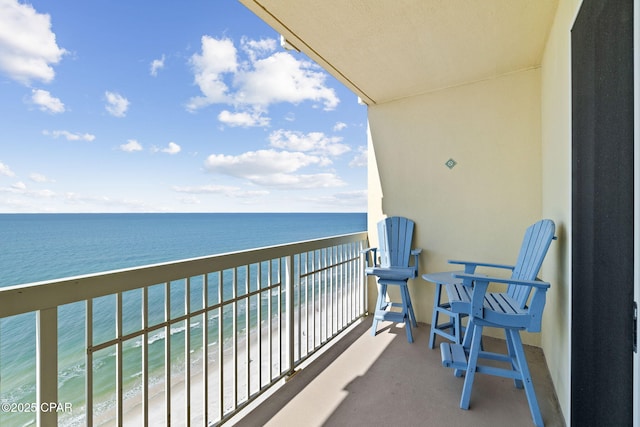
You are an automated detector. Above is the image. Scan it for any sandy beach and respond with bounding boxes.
[93,314,307,427]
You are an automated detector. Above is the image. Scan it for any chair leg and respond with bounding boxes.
[429,282,444,349]
[460,323,484,410]
[454,317,475,377]
[371,283,387,336]
[401,284,417,327]
[509,329,544,427]
[505,329,524,389]
[429,283,462,348]
[405,313,414,343]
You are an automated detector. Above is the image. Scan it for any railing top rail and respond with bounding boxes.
[0,231,368,318]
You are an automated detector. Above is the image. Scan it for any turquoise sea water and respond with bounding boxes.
[0,213,366,426]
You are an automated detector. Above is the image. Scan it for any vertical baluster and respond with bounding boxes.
[267,260,273,381]
[322,249,327,343]
[185,278,191,426]
[86,299,94,427]
[344,244,349,322]
[244,265,250,401]
[328,247,333,338]
[354,242,359,317]
[36,307,57,427]
[342,244,347,326]
[217,272,223,421]
[295,254,301,362]
[335,245,340,333]
[202,274,209,425]
[336,245,341,330]
[286,254,294,375]
[142,287,149,426]
[256,262,263,389]
[352,243,357,319]
[277,258,283,373]
[303,252,309,356]
[309,251,316,350]
[164,281,171,426]
[116,293,123,427]
[232,267,238,412]
[324,249,328,341]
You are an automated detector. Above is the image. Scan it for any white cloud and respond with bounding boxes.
[120,139,142,152]
[150,54,165,76]
[29,173,54,183]
[186,36,237,111]
[31,89,65,113]
[204,149,345,189]
[105,91,129,117]
[268,130,350,157]
[187,36,339,124]
[161,142,181,154]
[349,146,368,167]
[240,37,277,61]
[205,149,320,176]
[173,184,238,194]
[218,109,270,128]
[0,180,56,198]
[12,181,25,190]
[0,0,66,84]
[333,122,347,131]
[43,129,96,141]
[251,172,345,189]
[0,162,15,177]
[172,184,269,198]
[235,52,339,110]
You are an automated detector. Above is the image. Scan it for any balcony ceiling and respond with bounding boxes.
[239,0,559,105]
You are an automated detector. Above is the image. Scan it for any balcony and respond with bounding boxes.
[0,231,563,426]
[232,318,565,427]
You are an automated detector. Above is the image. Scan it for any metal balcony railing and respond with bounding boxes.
[0,232,368,426]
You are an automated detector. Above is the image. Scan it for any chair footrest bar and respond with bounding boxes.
[440,343,467,370]
[374,310,407,323]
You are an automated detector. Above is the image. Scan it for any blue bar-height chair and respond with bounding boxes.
[423,219,556,349]
[441,273,551,427]
[437,219,557,427]
[363,216,421,343]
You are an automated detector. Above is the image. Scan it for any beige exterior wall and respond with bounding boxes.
[366,3,581,423]
[540,0,582,422]
[366,68,543,344]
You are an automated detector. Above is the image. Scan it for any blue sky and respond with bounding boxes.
[0,0,368,213]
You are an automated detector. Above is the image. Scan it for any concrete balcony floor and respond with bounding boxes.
[233,317,565,427]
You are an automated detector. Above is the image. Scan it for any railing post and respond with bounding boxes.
[37,307,57,427]
[286,255,295,375]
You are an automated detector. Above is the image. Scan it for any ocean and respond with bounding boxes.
[0,213,367,426]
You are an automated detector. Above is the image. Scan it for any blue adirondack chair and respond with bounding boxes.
[363,216,421,343]
[423,219,556,349]
[436,219,556,427]
[440,274,551,427]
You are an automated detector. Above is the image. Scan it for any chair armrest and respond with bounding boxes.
[411,248,422,274]
[448,259,515,274]
[361,247,378,268]
[452,273,550,289]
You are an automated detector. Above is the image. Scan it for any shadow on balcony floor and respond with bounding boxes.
[231,317,565,427]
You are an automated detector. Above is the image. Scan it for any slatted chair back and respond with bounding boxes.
[507,219,556,307]
[378,216,415,268]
